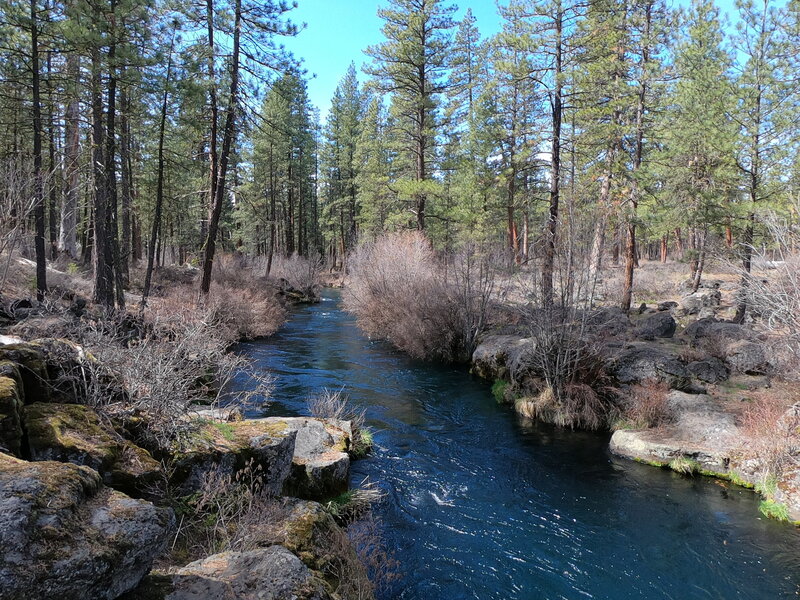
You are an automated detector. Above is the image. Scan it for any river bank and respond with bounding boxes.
[237,289,800,599]
[0,259,377,600]
[470,302,800,525]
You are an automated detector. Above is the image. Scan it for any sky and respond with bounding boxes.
[282,0,743,119]
[282,1,503,116]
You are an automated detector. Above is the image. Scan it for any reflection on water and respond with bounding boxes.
[233,291,800,600]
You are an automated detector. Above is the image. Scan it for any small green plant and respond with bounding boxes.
[211,421,236,441]
[759,499,790,521]
[67,262,80,275]
[351,426,374,459]
[669,456,700,475]
[491,380,508,403]
[323,478,384,524]
[756,474,779,498]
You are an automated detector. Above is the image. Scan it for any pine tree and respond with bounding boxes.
[365,0,456,230]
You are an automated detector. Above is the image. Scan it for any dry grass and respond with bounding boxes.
[739,394,799,489]
[618,379,673,429]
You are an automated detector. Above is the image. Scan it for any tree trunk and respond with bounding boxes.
[60,53,80,259]
[200,0,241,297]
[46,50,58,260]
[141,29,175,313]
[31,0,47,300]
[119,86,133,285]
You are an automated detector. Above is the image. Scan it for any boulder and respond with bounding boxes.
[686,357,729,384]
[24,403,161,497]
[586,307,632,337]
[676,290,721,316]
[610,391,740,473]
[123,546,331,600]
[609,343,690,389]
[725,340,769,375]
[0,453,173,600]
[471,335,529,380]
[0,368,24,456]
[635,312,676,340]
[171,418,297,496]
[252,417,351,501]
[657,301,678,312]
[682,319,753,343]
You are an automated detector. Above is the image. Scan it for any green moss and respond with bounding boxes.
[727,471,755,489]
[633,457,668,468]
[491,380,508,403]
[669,457,700,475]
[759,499,790,521]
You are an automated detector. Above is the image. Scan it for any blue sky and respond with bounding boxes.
[282,0,742,118]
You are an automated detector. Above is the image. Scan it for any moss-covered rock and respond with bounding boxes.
[251,417,351,502]
[0,372,23,455]
[0,342,49,403]
[24,402,161,497]
[169,418,297,496]
[0,453,174,600]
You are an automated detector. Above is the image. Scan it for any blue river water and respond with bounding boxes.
[235,290,800,599]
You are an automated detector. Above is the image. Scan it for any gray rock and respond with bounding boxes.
[124,546,331,600]
[172,419,297,496]
[609,343,690,389]
[610,391,740,473]
[725,340,769,374]
[253,417,351,501]
[586,307,632,337]
[635,312,676,340]
[687,358,729,383]
[0,453,173,600]
[657,301,678,312]
[471,335,530,380]
[677,290,721,316]
[682,318,754,343]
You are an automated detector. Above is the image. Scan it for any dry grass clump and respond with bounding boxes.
[344,232,495,362]
[739,395,799,489]
[618,379,673,429]
[308,389,372,459]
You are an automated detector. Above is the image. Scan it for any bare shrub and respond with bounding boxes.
[344,232,496,362]
[731,216,800,374]
[269,251,324,299]
[739,397,800,488]
[325,513,400,600]
[308,389,372,458]
[619,379,673,429]
[171,458,276,560]
[694,332,730,361]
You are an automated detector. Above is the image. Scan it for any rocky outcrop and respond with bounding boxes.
[24,403,161,497]
[253,417,352,501]
[610,391,739,473]
[471,335,532,381]
[686,357,729,384]
[0,453,173,600]
[724,340,769,374]
[608,343,690,389]
[0,364,24,455]
[170,418,297,496]
[123,547,331,600]
[586,307,631,337]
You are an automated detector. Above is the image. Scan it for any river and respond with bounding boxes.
[235,289,800,599]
